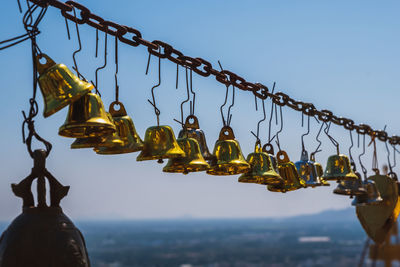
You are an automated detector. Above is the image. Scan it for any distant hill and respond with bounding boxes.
[276,208,357,223]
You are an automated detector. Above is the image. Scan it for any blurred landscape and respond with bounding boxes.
[0,208,385,267]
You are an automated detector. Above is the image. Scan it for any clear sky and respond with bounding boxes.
[0,0,399,221]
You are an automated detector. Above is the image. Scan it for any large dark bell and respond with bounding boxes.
[0,207,90,267]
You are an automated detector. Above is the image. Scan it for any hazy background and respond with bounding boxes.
[1,0,400,221]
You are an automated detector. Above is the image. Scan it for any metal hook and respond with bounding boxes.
[324,122,339,154]
[178,67,190,126]
[267,82,276,143]
[358,134,367,179]
[274,105,284,151]
[220,84,229,126]
[310,122,324,161]
[301,115,310,152]
[250,99,267,143]
[145,52,151,75]
[95,28,98,57]
[176,64,179,89]
[71,7,84,80]
[92,27,108,96]
[227,85,235,126]
[147,49,161,126]
[114,35,119,102]
[189,69,196,115]
[368,135,379,174]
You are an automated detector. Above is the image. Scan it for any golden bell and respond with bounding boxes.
[323,154,358,181]
[262,143,278,172]
[333,172,366,196]
[178,115,215,162]
[163,137,210,174]
[206,126,250,175]
[136,125,185,162]
[36,54,93,118]
[267,150,306,193]
[238,141,283,185]
[59,92,116,138]
[95,102,144,155]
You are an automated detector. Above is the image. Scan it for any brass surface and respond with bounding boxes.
[333,172,366,196]
[58,92,116,138]
[323,154,358,181]
[36,54,93,118]
[71,136,107,149]
[295,151,322,188]
[206,126,250,175]
[137,125,185,161]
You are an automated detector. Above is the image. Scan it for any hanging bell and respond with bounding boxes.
[352,179,383,206]
[136,125,185,162]
[59,92,116,138]
[206,126,250,175]
[267,150,306,193]
[295,150,322,188]
[262,143,278,172]
[36,54,93,118]
[238,141,283,185]
[94,101,144,154]
[163,136,210,174]
[178,115,214,162]
[310,153,330,186]
[0,150,90,267]
[333,172,366,196]
[323,154,358,181]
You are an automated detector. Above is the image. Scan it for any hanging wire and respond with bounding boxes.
[95,28,99,57]
[358,134,368,179]
[348,130,357,171]
[71,7,84,80]
[92,28,108,96]
[145,52,151,75]
[301,115,310,152]
[324,122,339,155]
[310,122,324,159]
[176,63,179,89]
[267,82,276,143]
[114,35,119,102]
[250,99,266,143]
[174,67,190,127]
[369,135,379,174]
[64,17,70,40]
[274,105,284,151]
[147,48,162,126]
[226,85,235,126]
[189,69,196,115]
[217,60,230,126]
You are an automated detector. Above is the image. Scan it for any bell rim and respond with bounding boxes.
[162,163,210,174]
[94,145,143,155]
[206,164,250,176]
[59,123,116,138]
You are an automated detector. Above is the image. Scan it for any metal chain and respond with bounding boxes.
[27,0,400,146]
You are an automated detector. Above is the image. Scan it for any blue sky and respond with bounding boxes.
[0,0,399,220]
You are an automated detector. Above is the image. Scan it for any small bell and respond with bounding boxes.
[333,172,366,196]
[36,54,93,118]
[136,125,185,162]
[59,92,116,138]
[178,115,214,162]
[163,137,210,174]
[310,153,330,186]
[238,141,283,185]
[323,154,358,181]
[352,179,383,206]
[262,143,278,172]
[295,150,322,188]
[95,101,144,154]
[206,126,250,175]
[267,150,306,193]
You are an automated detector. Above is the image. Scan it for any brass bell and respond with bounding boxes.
[333,172,366,196]
[310,153,330,186]
[295,150,322,188]
[163,137,210,174]
[323,154,358,181]
[95,101,144,154]
[267,150,306,193]
[238,141,283,185]
[262,143,278,171]
[137,125,185,162]
[59,92,116,138]
[206,126,250,175]
[36,54,93,118]
[352,179,383,206]
[178,115,214,162]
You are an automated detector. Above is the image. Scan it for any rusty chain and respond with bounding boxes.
[27,0,400,145]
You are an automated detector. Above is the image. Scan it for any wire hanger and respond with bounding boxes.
[146,49,162,126]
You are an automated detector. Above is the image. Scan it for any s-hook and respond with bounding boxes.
[147,48,162,126]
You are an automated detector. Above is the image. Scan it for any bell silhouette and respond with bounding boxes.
[206,126,250,175]
[36,54,93,118]
[333,172,366,196]
[295,150,322,188]
[323,154,358,181]
[95,102,144,154]
[0,150,90,267]
[267,150,306,193]
[178,115,214,162]
[352,179,383,206]
[163,136,210,174]
[137,125,185,162]
[310,153,330,186]
[59,92,116,138]
[238,141,283,185]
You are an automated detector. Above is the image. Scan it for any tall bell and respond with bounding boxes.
[95,102,144,154]
[238,141,283,185]
[178,115,214,162]
[352,179,383,206]
[163,137,210,174]
[263,143,278,171]
[136,125,185,162]
[207,126,250,175]
[333,172,366,196]
[295,150,322,188]
[267,150,306,193]
[36,54,93,118]
[310,153,330,186]
[0,150,90,267]
[59,92,116,138]
[323,154,358,181]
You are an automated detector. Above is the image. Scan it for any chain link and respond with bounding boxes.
[28,0,400,146]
